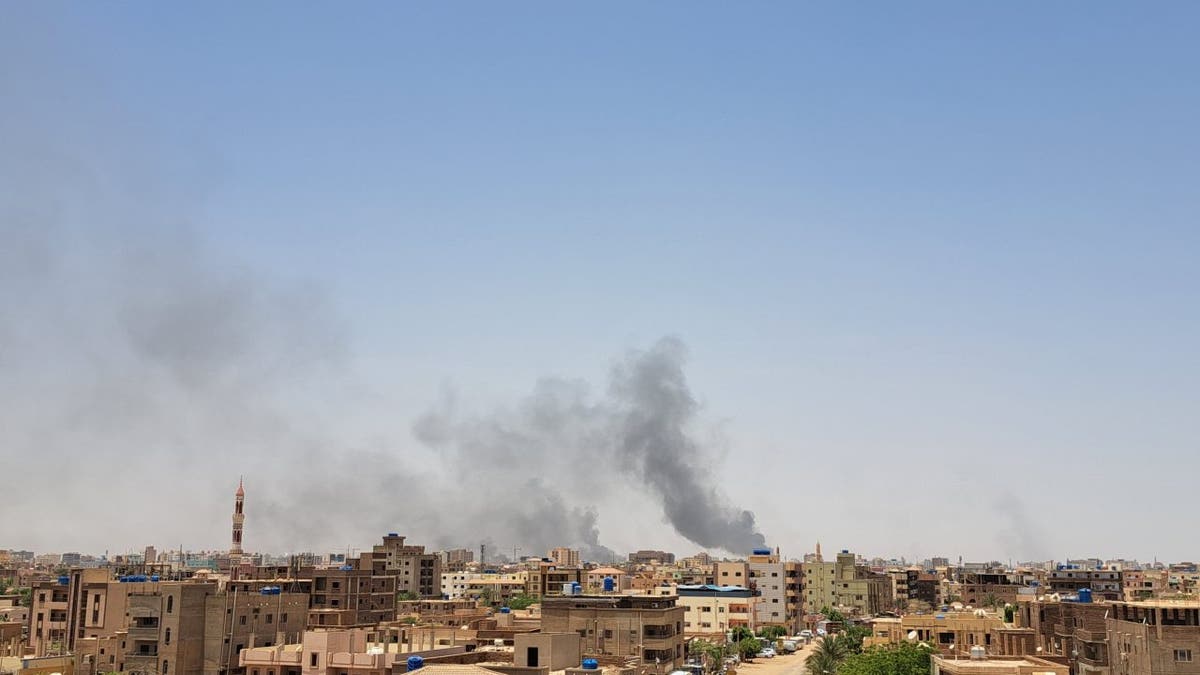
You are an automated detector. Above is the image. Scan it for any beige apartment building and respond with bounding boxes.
[1107,599,1200,675]
[28,579,71,656]
[869,611,1035,658]
[712,562,749,588]
[1016,597,1109,674]
[541,595,684,669]
[364,535,441,599]
[549,549,581,568]
[676,585,759,640]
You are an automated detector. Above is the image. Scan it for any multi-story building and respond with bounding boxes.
[309,567,396,627]
[541,594,684,669]
[1,621,23,657]
[628,551,675,566]
[1017,597,1109,674]
[743,551,801,631]
[961,572,1023,608]
[802,550,891,617]
[524,562,584,599]
[28,579,70,656]
[439,549,474,573]
[869,611,1035,658]
[548,549,581,568]
[713,562,749,588]
[365,534,441,599]
[1123,570,1168,602]
[1046,565,1122,601]
[1107,599,1200,675]
[676,585,759,640]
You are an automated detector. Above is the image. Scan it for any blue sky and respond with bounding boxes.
[2,3,1198,562]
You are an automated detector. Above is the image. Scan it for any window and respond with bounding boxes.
[310,654,319,667]
[266,614,273,624]
[165,628,171,645]
[1176,649,1193,662]
[604,630,613,639]
[166,596,174,613]
[240,615,247,625]
[162,661,169,674]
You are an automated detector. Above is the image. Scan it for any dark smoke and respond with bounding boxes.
[403,337,768,556]
[612,337,768,552]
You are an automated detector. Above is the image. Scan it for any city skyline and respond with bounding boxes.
[3,3,1200,562]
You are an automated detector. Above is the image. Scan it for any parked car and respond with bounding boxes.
[755,647,776,659]
[799,629,814,639]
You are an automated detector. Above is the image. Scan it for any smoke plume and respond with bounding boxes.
[399,338,768,556]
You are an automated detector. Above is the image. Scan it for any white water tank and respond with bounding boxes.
[969,646,987,660]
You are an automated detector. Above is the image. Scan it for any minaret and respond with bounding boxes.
[815,541,822,562]
[231,477,245,563]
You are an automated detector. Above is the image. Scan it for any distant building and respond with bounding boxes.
[628,551,675,566]
[747,549,800,632]
[713,561,749,587]
[802,549,891,616]
[541,594,684,669]
[364,534,441,598]
[439,549,474,572]
[1045,565,1121,601]
[309,565,397,627]
[548,548,580,568]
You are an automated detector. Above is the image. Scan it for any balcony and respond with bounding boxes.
[127,625,160,641]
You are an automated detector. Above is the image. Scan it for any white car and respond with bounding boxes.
[755,648,776,659]
[799,629,814,639]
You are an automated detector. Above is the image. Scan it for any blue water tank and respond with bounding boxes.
[57,576,69,585]
[150,575,160,582]
[389,533,399,537]
[1078,588,1093,603]
[582,659,599,670]
[340,565,354,571]
[407,656,424,672]
[603,577,615,592]
[500,607,511,614]
[752,548,772,556]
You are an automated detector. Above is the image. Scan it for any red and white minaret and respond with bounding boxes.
[231,477,245,564]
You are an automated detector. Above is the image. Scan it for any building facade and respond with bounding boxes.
[540,595,684,669]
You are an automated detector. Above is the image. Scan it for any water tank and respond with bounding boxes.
[969,646,986,660]
[150,575,160,582]
[57,576,69,585]
[563,582,575,595]
[582,659,599,670]
[406,656,424,672]
[340,565,354,571]
[389,533,399,537]
[572,582,582,595]
[752,548,772,556]
[500,607,511,614]
[603,577,616,592]
[1078,588,1093,603]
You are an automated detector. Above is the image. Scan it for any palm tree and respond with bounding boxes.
[806,636,848,675]
[984,593,1000,611]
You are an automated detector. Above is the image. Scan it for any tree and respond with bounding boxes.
[834,624,871,655]
[396,591,419,601]
[735,637,761,661]
[805,637,847,675]
[983,593,1000,610]
[820,606,847,626]
[730,626,755,643]
[757,625,787,640]
[836,643,933,675]
[506,593,538,610]
[1003,605,1015,623]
